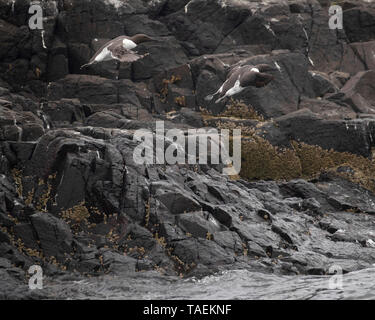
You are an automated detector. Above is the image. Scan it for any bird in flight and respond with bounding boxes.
[81,34,156,69]
[205,64,277,104]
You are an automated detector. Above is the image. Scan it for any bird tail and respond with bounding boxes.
[205,94,214,101]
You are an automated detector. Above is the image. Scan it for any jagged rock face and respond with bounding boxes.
[2,125,375,286]
[1,0,375,297]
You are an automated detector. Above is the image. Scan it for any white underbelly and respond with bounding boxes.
[95,46,113,62]
[226,80,244,96]
[123,39,137,50]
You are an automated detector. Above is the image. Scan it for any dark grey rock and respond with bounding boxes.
[30,212,73,259]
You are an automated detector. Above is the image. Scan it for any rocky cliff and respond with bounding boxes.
[1,0,375,298]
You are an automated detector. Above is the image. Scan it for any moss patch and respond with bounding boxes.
[240,137,375,194]
[220,99,264,121]
[241,136,302,181]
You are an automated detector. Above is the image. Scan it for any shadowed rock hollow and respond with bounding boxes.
[1,0,375,299]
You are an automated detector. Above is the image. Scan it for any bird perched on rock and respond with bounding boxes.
[205,64,277,103]
[80,34,156,69]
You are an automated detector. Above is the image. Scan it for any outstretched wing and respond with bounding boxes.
[239,70,274,88]
[238,70,257,87]
[108,40,144,63]
[87,37,121,64]
[226,65,242,80]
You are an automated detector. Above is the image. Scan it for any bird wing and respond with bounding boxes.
[254,64,271,72]
[226,65,242,80]
[88,36,120,59]
[85,44,108,65]
[108,40,143,63]
[238,71,257,87]
[216,69,243,98]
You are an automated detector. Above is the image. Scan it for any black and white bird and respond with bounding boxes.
[81,34,156,69]
[205,64,277,103]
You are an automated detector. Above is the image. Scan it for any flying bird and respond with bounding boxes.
[205,64,277,104]
[81,34,156,69]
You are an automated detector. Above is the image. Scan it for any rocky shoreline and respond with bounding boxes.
[1,0,375,299]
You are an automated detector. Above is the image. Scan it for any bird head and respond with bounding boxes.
[255,73,275,88]
[255,64,278,73]
[132,34,157,44]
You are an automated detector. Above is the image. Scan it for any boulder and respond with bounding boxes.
[343,6,375,43]
[176,211,222,238]
[30,212,73,259]
[153,181,201,214]
[333,70,375,114]
[272,109,372,157]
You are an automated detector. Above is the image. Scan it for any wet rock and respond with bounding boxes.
[30,212,73,259]
[0,0,375,298]
[171,237,234,272]
[101,250,137,274]
[47,37,69,80]
[164,0,251,55]
[8,142,36,162]
[0,107,44,142]
[47,74,118,104]
[0,212,14,228]
[309,71,338,97]
[132,36,189,81]
[13,223,39,250]
[0,229,10,244]
[298,98,356,120]
[214,231,244,255]
[344,6,375,43]
[329,71,350,88]
[247,241,267,258]
[153,181,201,214]
[176,211,222,238]
[270,109,372,157]
[340,41,375,76]
[333,70,375,114]
[43,98,84,127]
